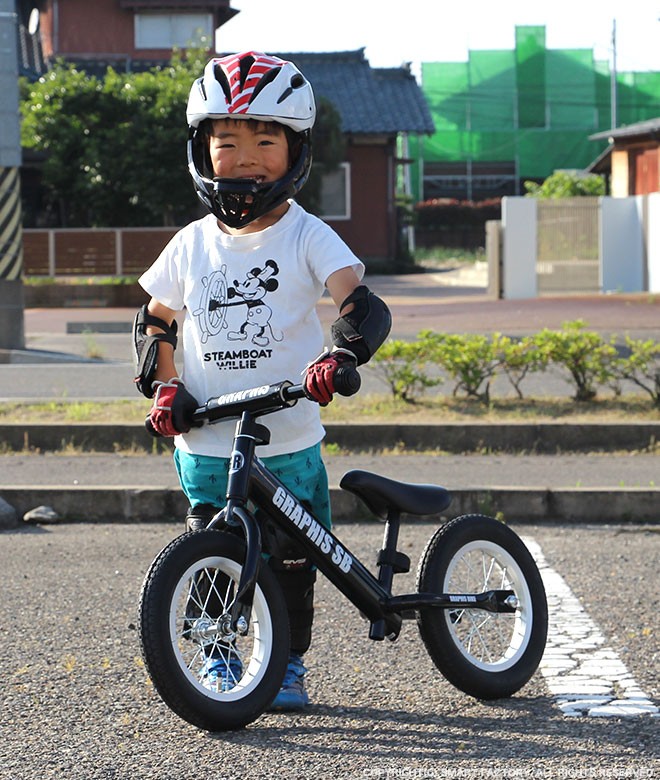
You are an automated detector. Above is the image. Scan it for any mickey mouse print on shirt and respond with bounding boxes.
[225,260,283,347]
[194,259,283,371]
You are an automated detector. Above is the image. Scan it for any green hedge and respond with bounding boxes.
[371,320,660,407]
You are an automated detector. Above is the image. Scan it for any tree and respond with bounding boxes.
[20,48,345,227]
[524,170,606,199]
[296,96,345,215]
[20,48,205,226]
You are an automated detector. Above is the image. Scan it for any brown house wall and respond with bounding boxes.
[42,0,173,60]
[610,140,660,197]
[326,142,395,266]
[632,146,659,195]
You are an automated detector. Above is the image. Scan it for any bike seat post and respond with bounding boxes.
[369,506,410,641]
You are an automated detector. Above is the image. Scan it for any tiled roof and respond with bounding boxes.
[61,49,436,136]
[277,49,435,135]
[589,117,660,141]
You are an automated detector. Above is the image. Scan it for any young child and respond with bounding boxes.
[133,51,391,710]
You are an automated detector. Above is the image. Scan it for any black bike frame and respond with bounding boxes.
[198,384,515,643]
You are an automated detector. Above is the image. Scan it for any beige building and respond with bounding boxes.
[589,119,660,197]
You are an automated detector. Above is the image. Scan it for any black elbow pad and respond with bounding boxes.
[330,285,391,365]
[132,305,178,398]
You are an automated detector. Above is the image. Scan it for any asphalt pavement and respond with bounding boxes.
[0,521,657,778]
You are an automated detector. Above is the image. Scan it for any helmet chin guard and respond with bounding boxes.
[185,52,315,227]
[187,128,312,228]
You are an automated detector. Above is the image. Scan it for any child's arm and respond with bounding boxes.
[145,299,179,384]
[326,266,362,315]
[142,298,199,436]
[304,268,391,404]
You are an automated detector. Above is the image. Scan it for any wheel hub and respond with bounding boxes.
[188,615,236,643]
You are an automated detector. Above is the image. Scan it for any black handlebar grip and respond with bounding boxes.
[333,364,361,396]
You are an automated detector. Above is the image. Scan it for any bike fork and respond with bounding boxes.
[222,502,261,635]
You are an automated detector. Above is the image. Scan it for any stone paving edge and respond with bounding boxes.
[1,485,658,530]
[3,421,660,454]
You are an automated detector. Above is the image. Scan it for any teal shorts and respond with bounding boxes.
[173,443,331,529]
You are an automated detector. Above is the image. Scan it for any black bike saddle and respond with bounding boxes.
[339,469,452,520]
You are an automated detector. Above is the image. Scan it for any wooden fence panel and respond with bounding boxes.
[22,231,50,275]
[22,228,179,276]
[121,229,177,275]
[54,231,116,275]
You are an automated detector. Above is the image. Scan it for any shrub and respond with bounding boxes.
[614,338,660,408]
[371,339,440,403]
[369,323,658,409]
[495,335,549,400]
[414,198,501,231]
[524,171,606,199]
[532,320,618,401]
[422,331,499,402]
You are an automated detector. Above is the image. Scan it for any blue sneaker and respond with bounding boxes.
[200,650,243,692]
[269,654,309,711]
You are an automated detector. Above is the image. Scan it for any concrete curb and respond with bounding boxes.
[1,485,658,529]
[2,422,658,529]
[4,421,660,454]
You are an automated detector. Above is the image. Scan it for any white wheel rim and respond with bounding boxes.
[169,555,274,701]
[443,540,533,671]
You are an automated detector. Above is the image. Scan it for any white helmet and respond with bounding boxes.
[186,51,316,227]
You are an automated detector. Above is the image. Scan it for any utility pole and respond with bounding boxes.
[0,0,25,350]
[610,18,618,129]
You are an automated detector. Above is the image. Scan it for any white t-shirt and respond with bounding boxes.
[139,201,364,457]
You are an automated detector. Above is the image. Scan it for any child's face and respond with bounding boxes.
[208,119,290,183]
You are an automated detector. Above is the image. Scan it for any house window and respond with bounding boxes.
[319,163,350,220]
[135,13,213,49]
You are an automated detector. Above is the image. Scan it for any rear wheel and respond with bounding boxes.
[416,515,547,699]
[139,529,289,730]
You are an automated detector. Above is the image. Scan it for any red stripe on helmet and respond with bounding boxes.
[216,51,286,113]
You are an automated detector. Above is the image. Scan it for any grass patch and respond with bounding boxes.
[23,275,139,286]
[323,393,660,423]
[0,399,150,423]
[1,394,657,425]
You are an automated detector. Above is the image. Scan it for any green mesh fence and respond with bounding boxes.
[416,24,660,199]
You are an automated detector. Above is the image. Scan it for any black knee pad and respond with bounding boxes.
[268,563,317,655]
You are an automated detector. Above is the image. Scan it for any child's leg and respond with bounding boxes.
[262,444,330,709]
[262,443,331,651]
[266,559,317,654]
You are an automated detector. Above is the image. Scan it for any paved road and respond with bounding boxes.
[1,451,658,490]
[0,521,657,779]
[2,270,660,400]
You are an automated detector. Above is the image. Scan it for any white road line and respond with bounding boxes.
[524,538,659,718]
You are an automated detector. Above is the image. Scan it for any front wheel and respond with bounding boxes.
[416,515,547,699]
[139,529,290,730]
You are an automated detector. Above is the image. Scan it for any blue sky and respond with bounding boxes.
[217,0,660,80]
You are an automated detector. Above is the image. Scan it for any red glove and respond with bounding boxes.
[304,350,357,406]
[150,378,199,436]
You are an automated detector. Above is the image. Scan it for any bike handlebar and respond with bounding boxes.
[145,365,361,437]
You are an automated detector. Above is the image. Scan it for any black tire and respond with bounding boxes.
[416,515,547,699]
[139,529,290,731]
